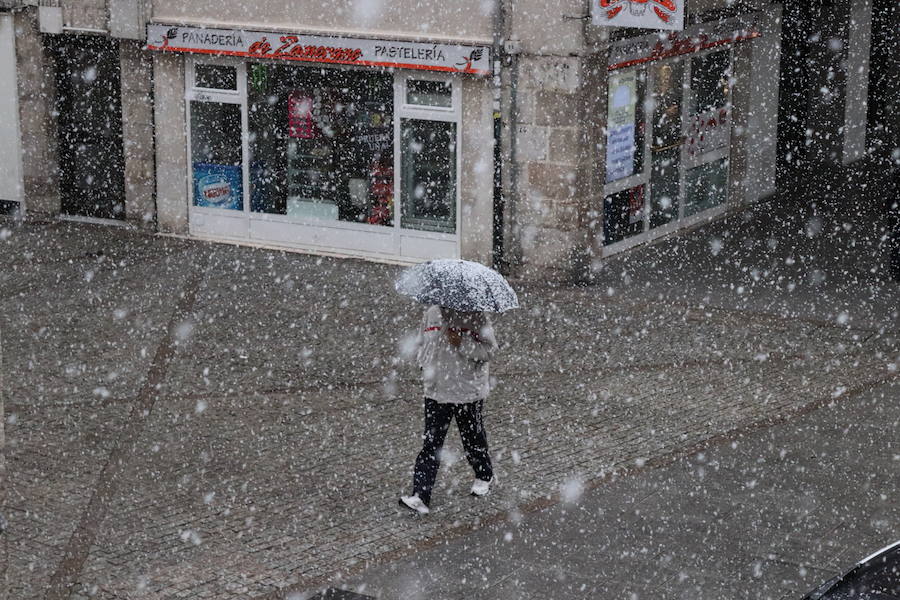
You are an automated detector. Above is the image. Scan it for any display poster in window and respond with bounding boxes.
[606,71,638,183]
[592,0,684,31]
[353,101,392,155]
[193,163,243,210]
[288,92,319,139]
[628,184,645,224]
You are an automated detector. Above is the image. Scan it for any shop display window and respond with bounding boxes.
[247,65,394,225]
[187,58,461,243]
[651,60,683,149]
[649,146,680,228]
[684,158,728,217]
[602,38,738,252]
[687,50,732,156]
[603,184,646,245]
[605,68,645,183]
[190,101,243,210]
[400,119,457,234]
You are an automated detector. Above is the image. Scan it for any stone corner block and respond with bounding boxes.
[519,56,582,94]
[533,90,581,128]
[527,162,578,200]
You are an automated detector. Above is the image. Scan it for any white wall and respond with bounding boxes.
[0,14,23,205]
[460,75,495,264]
[153,52,189,233]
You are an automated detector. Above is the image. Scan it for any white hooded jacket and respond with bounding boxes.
[414,305,498,404]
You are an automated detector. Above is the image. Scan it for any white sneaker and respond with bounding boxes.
[399,494,430,514]
[471,477,493,497]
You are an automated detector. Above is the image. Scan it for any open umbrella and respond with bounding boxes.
[395,259,519,313]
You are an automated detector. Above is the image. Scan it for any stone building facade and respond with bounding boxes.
[0,0,892,278]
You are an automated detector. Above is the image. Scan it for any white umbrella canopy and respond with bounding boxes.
[395,259,519,313]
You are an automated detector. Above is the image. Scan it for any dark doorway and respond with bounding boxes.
[866,0,900,159]
[51,35,126,219]
[776,0,852,188]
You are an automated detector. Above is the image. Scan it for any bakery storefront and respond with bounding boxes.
[601,16,764,253]
[146,25,493,262]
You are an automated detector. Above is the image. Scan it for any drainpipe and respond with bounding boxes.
[491,0,504,269]
[495,0,521,276]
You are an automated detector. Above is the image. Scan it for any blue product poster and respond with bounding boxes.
[193,163,243,210]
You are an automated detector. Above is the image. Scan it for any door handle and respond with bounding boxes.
[651,140,684,152]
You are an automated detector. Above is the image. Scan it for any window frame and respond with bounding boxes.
[601,45,735,255]
[396,72,462,242]
[184,56,464,256]
[185,60,249,217]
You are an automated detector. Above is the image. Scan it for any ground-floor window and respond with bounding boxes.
[185,58,462,258]
[247,65,395,226]
[602,47,734,250]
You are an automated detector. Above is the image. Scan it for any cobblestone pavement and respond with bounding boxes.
[1,184,897,599]
[341,380,899,600]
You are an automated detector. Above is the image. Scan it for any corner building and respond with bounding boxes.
[1,1,889,277]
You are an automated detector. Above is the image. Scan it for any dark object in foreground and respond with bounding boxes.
[801,540,899,599]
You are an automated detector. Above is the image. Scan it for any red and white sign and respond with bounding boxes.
[146,24,491,75]
[593,0,685,31]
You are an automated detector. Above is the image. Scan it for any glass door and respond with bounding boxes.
[190,101,244,211]
[396,76,461,259]
[648,58,685,230]
[683,49,732,218]
[187,62,247,215]
[400,118,457,233]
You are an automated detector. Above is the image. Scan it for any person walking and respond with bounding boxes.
[399,305,498,515]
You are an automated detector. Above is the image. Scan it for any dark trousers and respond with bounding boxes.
[413,398,493,506]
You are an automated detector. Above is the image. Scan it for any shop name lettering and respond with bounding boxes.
[248,36,363,62]
[373,44,446,62]
[181,30,245,48]
[617,31,748,64]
